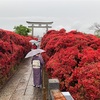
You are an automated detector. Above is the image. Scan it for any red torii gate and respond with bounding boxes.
[26,21,53,36]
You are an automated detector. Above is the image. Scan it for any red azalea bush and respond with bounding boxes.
[41,28,100,100]
[0,29,37,86]
[66,63,100,100]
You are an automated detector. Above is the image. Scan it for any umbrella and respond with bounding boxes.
[25,48,45,58]
[29,40,39,46]
[29,39,38,42]
[29,40,39,44]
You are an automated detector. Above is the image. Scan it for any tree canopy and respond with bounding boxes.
[13,25,31,36]
[89,23,100,37]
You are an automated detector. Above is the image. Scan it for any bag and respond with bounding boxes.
[32,60,40,68]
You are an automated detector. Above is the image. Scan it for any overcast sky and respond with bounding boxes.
[0,0,100,36]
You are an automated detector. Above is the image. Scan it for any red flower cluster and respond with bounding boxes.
[41,29,100,100]
[0,29,37,82]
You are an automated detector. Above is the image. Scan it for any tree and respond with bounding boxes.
[13,25,31,36]
[89,23,100,37]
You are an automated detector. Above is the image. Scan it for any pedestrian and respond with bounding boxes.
[32,43,37,49]
[31,53,44,88]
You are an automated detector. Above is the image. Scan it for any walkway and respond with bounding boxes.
[0,58,42,100]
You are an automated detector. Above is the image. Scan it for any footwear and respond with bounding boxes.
[33,85,36,87]
[36,85,40,88]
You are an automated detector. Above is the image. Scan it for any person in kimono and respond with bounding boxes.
[31,53,44,88]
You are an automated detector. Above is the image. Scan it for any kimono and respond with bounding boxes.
[31,54,44,86]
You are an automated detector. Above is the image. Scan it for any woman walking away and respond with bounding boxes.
[31,53,44,88]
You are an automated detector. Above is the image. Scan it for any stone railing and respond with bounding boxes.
[48,78,74,100]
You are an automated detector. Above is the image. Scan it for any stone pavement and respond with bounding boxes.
[0,58,42,100]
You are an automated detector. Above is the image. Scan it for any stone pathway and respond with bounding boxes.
[0,58,42,100]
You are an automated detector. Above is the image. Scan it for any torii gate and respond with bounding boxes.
[26,21,53,36]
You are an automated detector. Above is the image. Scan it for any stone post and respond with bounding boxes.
[48,79,59,100]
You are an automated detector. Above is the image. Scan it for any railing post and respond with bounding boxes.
[48,79,59,100]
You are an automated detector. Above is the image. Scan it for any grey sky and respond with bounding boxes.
[0,0,100,36]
